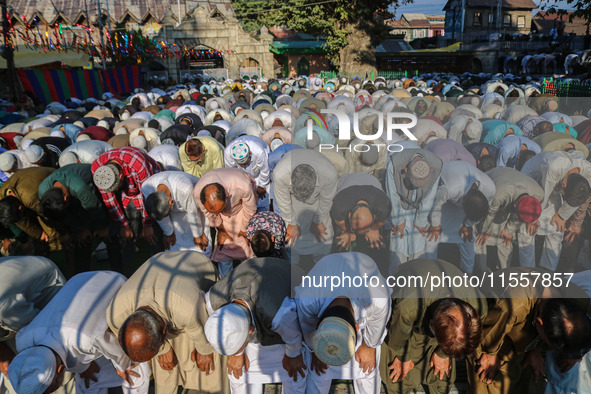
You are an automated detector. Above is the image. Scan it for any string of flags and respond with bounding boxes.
[2,13,237,63]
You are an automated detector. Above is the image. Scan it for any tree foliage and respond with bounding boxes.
[540,0,591,24]
[233,0,401,63]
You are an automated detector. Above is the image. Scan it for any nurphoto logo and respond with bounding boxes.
[308,110,419,152]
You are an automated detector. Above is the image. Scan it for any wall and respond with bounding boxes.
[157,7,274,80]
[285,54,330,77]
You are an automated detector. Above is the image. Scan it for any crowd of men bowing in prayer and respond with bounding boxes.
[0,72,591,393]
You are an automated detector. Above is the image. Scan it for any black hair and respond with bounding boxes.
[0,196,23,228]
[40,188,68,222]
[199,183,226,204]
[516,149,537,171]
[118,309,166,360]
[145,191,171,221]
[477,155,496,173]
[147,119,161,131]
[463,189,490,222]
[564,173,591,207]
[250,229,274,257]
[541,298,591,359]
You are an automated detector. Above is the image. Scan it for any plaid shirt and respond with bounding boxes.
[91,147,160,227]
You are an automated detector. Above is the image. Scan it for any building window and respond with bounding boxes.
[503,14,511,26]
[517,15,525,28]
[488,14,495,24]
[473,12,482,26]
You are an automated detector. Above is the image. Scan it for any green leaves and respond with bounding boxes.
[233,0,403,65]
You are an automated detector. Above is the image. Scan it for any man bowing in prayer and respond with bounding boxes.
[295,252,391,394]
[193,168,258,276]
[8,270,150,393]
[106,251,229,394]
[204,257,306,393]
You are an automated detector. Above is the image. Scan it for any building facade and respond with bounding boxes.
[9,0,274,79]
[443,0,536,42]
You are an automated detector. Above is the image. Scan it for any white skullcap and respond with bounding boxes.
[73,121,85,128]
[231,142,250,165]
[76,133,91,142]
[0,152,15,172]
[270,138,284,151]
[21,138,34,150]
[25,145,44,163]
[97,120,110,129]
[8,347,57,394]
[93,164,121,192]
[204,303,250,356]
[59,151,79,167]
[313,316,356,366]
[50,130,65,138]
[131,135,148,150]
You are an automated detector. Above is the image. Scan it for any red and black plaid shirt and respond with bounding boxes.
[91,147,160,227]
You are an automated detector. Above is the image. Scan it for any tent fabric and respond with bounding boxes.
[17,65,141,104]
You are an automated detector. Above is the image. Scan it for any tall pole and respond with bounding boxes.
[177,0,182,26]
[105,0,112,32]
[84,0,94,67]
[1,0,17,102]
[96,0,107,69]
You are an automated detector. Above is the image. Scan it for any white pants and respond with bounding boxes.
[518,195,564,271]
[425,203,476,273]
[426,240,476,273]
[303,346,381,394]
[74,357,151,394]
[474,223,514,271]
[228,343,306,394]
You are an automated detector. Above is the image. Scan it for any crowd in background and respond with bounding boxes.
[0,72,591,393]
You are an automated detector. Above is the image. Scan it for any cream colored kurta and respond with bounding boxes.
[106,251,229,394]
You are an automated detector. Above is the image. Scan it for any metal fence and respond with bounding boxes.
[541,80,591,97]
[240,67,263,79]
[319,70,417,81]
[541,79,591,115]
[178,68,229,82]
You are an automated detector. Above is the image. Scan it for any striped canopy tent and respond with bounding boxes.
[17,65,141,103]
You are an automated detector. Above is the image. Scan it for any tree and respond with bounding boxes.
[540,1,591,25]
[233,0,402,65]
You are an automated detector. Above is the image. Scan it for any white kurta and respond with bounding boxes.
[60,141,113,165]
[0,256,65,338]
[224,135,271,189]
[141,172,211,255]
[544,271,591,394]
[0,257,66,394]
[148,144,182,171]
[385,158,439,259]
[15,271,150,394]
[204,295,306,394]
[425,161,495,272]
[294,253,391,394]
[273,150,338,262]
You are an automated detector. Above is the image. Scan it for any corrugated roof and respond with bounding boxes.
[388,19,411,28]
[10,0,235,24]
[409,20,431,28]
[402,13,427,21]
